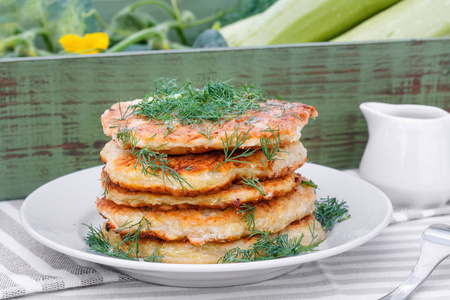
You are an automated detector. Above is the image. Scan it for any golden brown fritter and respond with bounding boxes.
[96,183,316,246]
[102,169,307,209]
[101,99,317,155]
[100,140,307,196]
[102,215,325,264]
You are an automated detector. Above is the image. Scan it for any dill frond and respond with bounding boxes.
[301,180,317,189]
[315,196,350,231]
[240,176,266,196]
[84,218,165,262]
[198,125,217,145]
[237,204,256,231]
[214,125,256,171]
[130,79,266,130]
[218,195,351,263]
[260,125,282,162]
[102,174,109,196]
[116,128,192,191]
[217,223,320,263]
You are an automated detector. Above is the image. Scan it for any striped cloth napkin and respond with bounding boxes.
[1,199,450,299]
[391,206,450,224]
[0,200,132,299]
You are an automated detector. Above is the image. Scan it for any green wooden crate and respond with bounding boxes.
[0,1,449,201]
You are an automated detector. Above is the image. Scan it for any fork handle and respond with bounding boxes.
[379,241,450,300]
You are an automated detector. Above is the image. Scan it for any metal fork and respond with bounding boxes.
[379,224,450,300]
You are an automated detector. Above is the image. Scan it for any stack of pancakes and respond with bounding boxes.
[96,98,325,263]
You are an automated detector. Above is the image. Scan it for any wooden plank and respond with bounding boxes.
[1,38,449,200]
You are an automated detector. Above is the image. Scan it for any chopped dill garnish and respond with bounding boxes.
[102,174,109,196]
[244,116,259,125]
[260,125,282,162]
[238,204,256,231]
[198,125,217,144]
[217,223,320,263]
[144,245,165,263]
[163,122,177,138]
[290,112,303,121]
[276,92,283,100]
[315,196,350,231]
[214,125,256,171]
[84,218,164,262]
[301,180,317,189]
[217,196,351,263]
[129,79,266,128]
[116,128,192,191]
[240,176,266,196]
[116,101,134,121]
[116,127,140,151]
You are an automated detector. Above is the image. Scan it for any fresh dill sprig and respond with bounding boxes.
[218,195,351,263]
[163,121,177,138]
[245,116,259,125]
[129,79,266,129]
[301,180,318,189]
[85,223,133,260]
[219,203,320,263]
[133,146,192,190]
[84,218,165,262]
[214,126,256,171]
[116,101,134,121]
[240,175,266,196]
[290,112,303,121]
[116,218,151,258]
[260,125,282,162]
[116,127,140,151]
[198,125,217,146]
[102,174,109,196]
[116,128,192,191]
[144,245,165,263]
[238,204,256,231]
[315,196,350,231]
[217,223,320,263]
[259,225,319,260]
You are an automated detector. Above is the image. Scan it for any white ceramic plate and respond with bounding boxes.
[21,163,392,287]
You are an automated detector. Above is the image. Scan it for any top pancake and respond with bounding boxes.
[101,99,317,155]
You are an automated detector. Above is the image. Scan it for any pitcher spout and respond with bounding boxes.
[359,102,393,130]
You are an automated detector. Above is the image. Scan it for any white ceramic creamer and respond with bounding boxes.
[359,102,450,208]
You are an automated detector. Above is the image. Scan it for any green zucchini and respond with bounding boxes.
[219,0,401,47]
[219,14,261,48]
[333,0,450,41]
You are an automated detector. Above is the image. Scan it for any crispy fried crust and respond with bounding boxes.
[102,169,306,209]
[102,215,325,264]
[101,140,307,197]
[97,184,316,246]
[101,99,317,155]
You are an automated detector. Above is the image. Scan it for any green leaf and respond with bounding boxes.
[108,7,157,43]
[192,29,227,48]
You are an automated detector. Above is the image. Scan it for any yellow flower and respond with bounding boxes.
[59,32,109,54]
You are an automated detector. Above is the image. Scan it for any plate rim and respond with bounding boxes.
[20,163,393,273]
